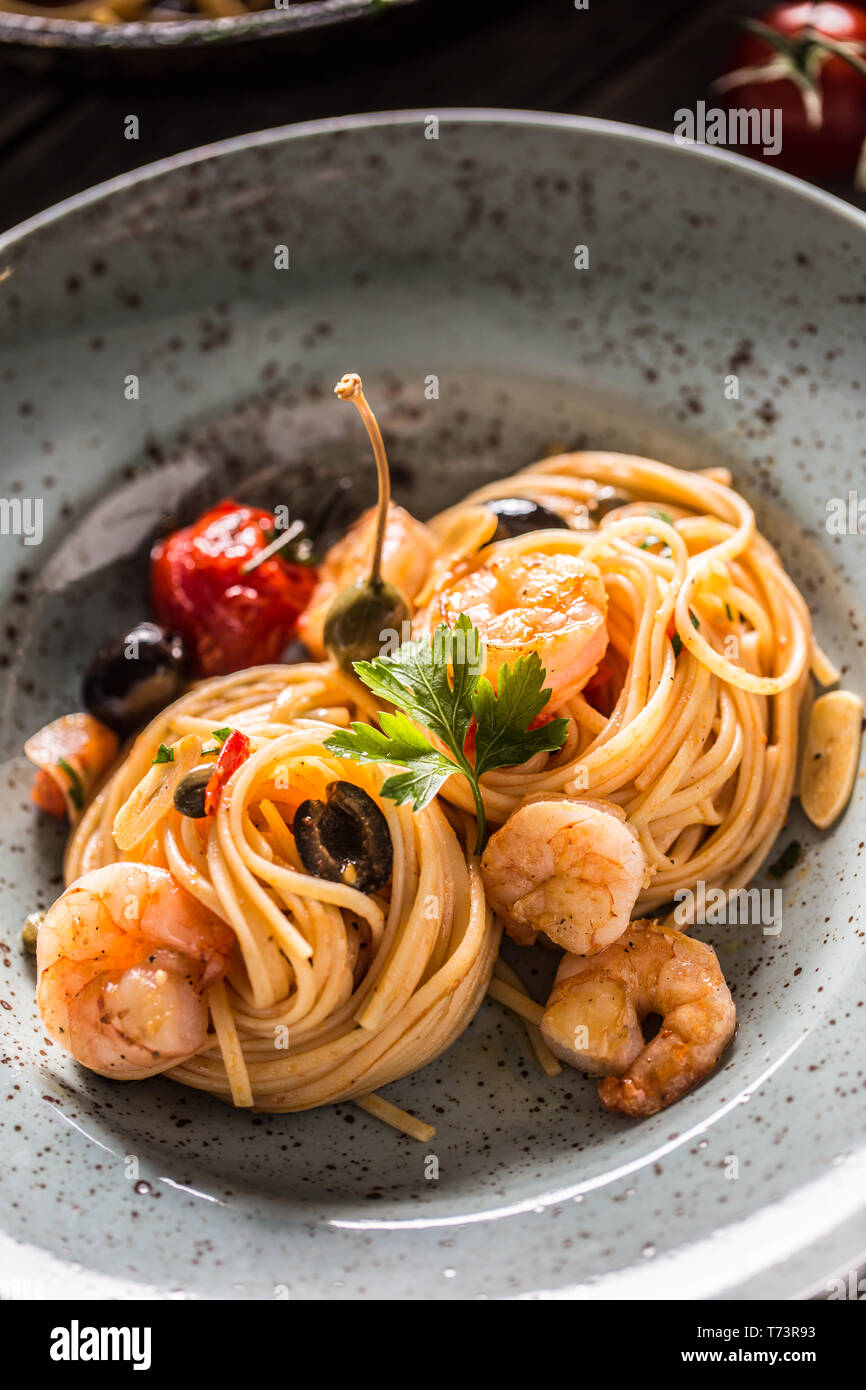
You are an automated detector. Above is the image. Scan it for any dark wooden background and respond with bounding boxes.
[1,0,863,236]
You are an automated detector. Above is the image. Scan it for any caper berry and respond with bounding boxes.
[323,577,410,674]
[293,781,393,893]
[172,764,212,818]
[486,496,569,543]
[21,911,43,955]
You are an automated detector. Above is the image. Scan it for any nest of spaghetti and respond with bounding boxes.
[30,439,862,1130]
[49,663,499,1138]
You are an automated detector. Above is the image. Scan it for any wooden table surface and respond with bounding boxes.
[1,0,863,235]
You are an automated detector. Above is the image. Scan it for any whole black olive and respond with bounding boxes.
[587,486,631,521]
[293,781,393,893]
[324,578,410,675]
[486,497,570,543]
[83,623,186,736]
[173,765,212,819]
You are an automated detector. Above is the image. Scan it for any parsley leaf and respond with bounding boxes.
[352,614,483,752]
[471,655,569,778]
[324,616,568,854]
[152,743,175,765]
[325,711,456,811]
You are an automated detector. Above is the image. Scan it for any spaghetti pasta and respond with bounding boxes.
[31,444,857,1128]
[64,661,500,1120]
[424,450,823,914]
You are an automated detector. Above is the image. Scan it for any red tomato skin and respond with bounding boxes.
[722,3,866,176]
[151,501,317,677]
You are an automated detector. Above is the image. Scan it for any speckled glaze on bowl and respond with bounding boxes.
[0,112,864,1301]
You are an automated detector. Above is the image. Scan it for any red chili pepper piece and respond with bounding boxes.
[204,730,251,816]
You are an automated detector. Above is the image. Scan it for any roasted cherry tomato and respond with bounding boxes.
[717,3,866,177]
[204,730,251,816]
[151,501,317,677]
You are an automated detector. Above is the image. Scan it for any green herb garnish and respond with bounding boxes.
[689,609,700,630]
[768,840,804,879]
[200,727,233,756]
[324,614,569,854]
[648,508,674,526]
[152,744,175,765]
[639,534,671,556]
[671,632,683,658]
[56,757,84,811]
[725,602,734,621]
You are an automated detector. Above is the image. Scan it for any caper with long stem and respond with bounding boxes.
[324,373,411,672]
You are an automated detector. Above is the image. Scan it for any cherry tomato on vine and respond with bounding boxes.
[716,3,866,177]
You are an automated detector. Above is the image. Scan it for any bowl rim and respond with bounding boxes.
[3,108,866,256]
[3,107,865,1300]
[0,0,416,51]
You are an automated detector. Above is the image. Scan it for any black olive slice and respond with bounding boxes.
[293,781,393,893]
[173,765,212,819]
[486,497,570,543]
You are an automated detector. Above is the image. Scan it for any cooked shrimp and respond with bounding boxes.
[298,502,438,657]
[421,547,607,707]
[540,920,736,1116]
[37,863,234,1080]
[481,797,646,954]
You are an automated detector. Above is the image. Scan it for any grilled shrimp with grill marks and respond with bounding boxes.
[540,919,736,1116]
[37,863,234,1080]
[481,797,646,954]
